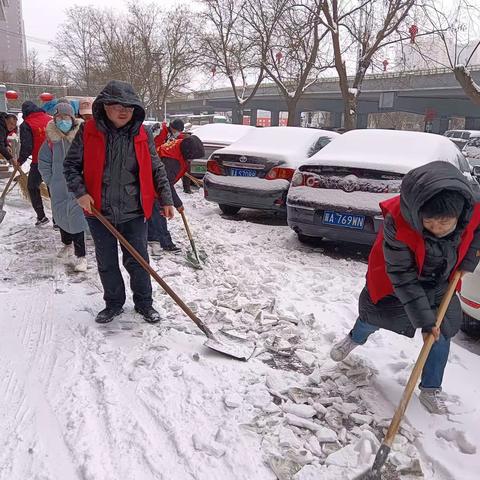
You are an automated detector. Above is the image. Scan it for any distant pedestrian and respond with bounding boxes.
[16,101,52,226]
[0,112,17,162]
[38,102,88,272]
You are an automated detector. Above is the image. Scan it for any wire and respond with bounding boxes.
[0,26,52,46]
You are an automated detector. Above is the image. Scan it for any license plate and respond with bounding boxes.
[230,168,257,177]
[191,165,207,174]
[322,211,365,230]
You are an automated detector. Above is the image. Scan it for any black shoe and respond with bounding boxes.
[35,216,49,227]
[95,307,124,324]
[53,223,59,231]
[183,189,193,194]
[163,244,181,252]
[135,306,161,324]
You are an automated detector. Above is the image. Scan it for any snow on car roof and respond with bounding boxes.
[218,127,339,160]
[304,129,462,174]
[191,123,255,145]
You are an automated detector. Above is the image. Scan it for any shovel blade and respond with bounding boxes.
[352,444,390,480]
[203,330,255,361]
[0,209,5,225]
[186,249,207,269]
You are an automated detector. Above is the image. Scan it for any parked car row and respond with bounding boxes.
[194,125,480,338]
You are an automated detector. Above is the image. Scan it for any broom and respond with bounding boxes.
[16,166,50,201]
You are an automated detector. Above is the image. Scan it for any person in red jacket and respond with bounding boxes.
[16,101,52,226]
[330,161,480,415]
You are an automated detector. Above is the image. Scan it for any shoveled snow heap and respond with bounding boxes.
[0,177,479,480]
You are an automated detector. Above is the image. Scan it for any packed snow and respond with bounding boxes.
[189,123,255,146]
[305,129,464,174]
[204,174,290,193]
[1,177,480,480]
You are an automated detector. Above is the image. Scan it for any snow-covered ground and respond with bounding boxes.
[1,180,479,480]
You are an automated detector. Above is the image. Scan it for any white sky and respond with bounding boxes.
[21,0,180,61]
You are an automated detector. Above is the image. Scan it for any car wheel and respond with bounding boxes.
[219,204,241,215]
[460,312,480,337]
[297,233,323,245]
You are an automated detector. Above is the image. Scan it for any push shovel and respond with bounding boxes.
[179,210,207,269]
[91,206,254,360]
[0,164,19,225]
[355,270,462,479]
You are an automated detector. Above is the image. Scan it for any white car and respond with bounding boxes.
[189,123,255,178]
[459,268,480,337]
[287,129,479,245]
[444,129,480,149]
[203,127,339,215]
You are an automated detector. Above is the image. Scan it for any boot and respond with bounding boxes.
[419,388,448,415]
[135,305,161,324]
[35,216,49,227]
[330,334,360,362]
[163,244,181,253]
[74,256,88,272]
[95,307,124,324]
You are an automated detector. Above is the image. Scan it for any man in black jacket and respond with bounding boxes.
[64,80,174,324]
[0,112,17,162]
[330,161,480,415]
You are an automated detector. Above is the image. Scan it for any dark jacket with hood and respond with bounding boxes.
[18,101,51,165]
[64,80,173,224]
[359,161,480,339]
[0,112,13,162]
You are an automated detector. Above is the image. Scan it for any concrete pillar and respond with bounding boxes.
[465,117,480,130]
[270,110,280,126]
[439,116,450,134]
[356,113,368,129]
[250,108,258,127]
[331,112,343,128]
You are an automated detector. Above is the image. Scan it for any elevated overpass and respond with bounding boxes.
[167,66,480,132]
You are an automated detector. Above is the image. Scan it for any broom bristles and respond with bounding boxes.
[16,171,50,201]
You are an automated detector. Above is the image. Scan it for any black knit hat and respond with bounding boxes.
[180,135,205,160]
[170,119,185,132]
[420,189,466,219]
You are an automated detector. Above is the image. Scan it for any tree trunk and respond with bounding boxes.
[231,105,244,124]
[287,100,300,126]
[343,92,358,131]
[454,65,480,106]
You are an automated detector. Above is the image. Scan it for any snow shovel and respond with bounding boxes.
[91,206,254,360]
[179,210,207,269]
[0,165,19,224]
[355,270,462,480]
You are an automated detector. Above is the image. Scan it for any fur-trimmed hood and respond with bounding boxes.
[45,118,83,143]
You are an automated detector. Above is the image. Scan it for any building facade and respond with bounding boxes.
[0,0,26,74]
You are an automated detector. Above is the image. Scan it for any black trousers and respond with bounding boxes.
[87,216,152,310]
[27,163,46,220]
[59,228,86,257]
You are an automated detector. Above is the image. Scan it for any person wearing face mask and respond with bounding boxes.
[38,103,88,272]
[330,161,480,415]
[0,112,18,163]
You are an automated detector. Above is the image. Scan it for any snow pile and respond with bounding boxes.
[205,173,290,192]
[192,123,255,146]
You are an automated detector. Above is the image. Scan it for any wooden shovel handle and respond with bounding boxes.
[91,206,211,336]
[0,165,19,202]
[383,270,462,447]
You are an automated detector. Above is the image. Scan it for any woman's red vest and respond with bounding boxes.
[366,195,480,303]
[83,120,156,219]
[157,139,189,184]
[24,111,51,164]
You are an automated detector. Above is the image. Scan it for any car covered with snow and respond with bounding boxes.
[189,123,255,178]
[462,136,480,166]
[203,127,339,215]
[444,129,480,149]
[459,267,480,337]
[287,129,478,245]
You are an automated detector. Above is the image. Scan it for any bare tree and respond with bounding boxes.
[320,0,418,130]
[243,0,332,126]
[200,0,265,123]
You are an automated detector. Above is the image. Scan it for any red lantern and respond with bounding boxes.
[382,59,389,71]
[5,90,18,100]
[276,51,283,63]
[211,66,217,77]
[39,92,54,102]
[409,24,418,43]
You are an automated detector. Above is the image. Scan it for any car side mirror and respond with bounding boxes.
[473,165,480,177]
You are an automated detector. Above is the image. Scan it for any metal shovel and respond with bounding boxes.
[355,270,462,479]
[92,206,254,360]
[180,210,207,269]
[0,165,19,225]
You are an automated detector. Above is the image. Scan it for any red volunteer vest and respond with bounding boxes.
[25,111,51,164]
[83,120,156,219]
[366,195,480,303]
[157,138,189,184]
